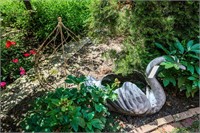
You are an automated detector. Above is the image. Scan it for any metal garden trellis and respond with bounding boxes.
[34,17,81,89]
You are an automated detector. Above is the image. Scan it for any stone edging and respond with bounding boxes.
[130,107,200,133]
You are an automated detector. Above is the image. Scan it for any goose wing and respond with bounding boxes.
[107,82,151,115]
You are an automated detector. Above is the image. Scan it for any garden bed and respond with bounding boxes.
[1,38,199,132]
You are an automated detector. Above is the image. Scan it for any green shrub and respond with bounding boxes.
[109,1,199,75]
[155,39,200,97]
[20,75,119,132]
[86,0,118,43]
[0,0,30,30]
[0,0,91,41]
[113,37,148,75]
[31,0,91,40]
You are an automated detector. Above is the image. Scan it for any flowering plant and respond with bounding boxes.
[1,40,36,88]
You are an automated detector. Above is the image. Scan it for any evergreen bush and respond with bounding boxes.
[104,1,199,75]
[86,0,119,43]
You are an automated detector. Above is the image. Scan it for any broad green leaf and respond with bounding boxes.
[95,104,104,112]
[190,50,200,54]
[188,76,196,81]
[78,117,86,128]
[170,50,177,54]
[186,85,192,98]
[163,56,175,62]
[63,116,69,123]
[187,64,194,74]
[91,118,104,130]
[50,99,60,106]
[191,43,200,50]
[169,77,176,86]
[193,80,200,88]
[187,54,200,60]
[87,122,93,130]
[86,112,95,121]
[178,77,186,88]
[195,65,200,75]
[65,79,74,84]
[155,43,170,54]
[163,77,176,87]
[186,91,191,98]
[186,40,194,51]
[191,89,198,97]
[71,117,79,132]
[99,117,106,124]
[65,75,78,84]
[77,76,86,83]
[163,79,170,87]
[174,64,179,70]
[161,62,174,69]
[175,41,184,54]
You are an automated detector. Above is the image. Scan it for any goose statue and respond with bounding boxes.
[85,56,186,116]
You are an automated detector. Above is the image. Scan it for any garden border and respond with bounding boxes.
[130,107,200,133]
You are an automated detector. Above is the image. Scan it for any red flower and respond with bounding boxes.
[29,49,36,55]
[6,40,16,48]
[0,82,6,88]
[23,53,30,57]
[19,67,26,76]
[12,58,19,63]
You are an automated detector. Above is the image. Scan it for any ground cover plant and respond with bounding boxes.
[20,75,120,132]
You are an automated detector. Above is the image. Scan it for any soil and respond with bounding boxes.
[1,37,199,132]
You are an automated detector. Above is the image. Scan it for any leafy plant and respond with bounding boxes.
[155,39,200,97]
[20,75,119,132]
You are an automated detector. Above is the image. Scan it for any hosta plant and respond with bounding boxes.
[20,75,119,132]
[155,39,200,97]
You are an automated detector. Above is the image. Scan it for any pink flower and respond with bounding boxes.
[20,71,26,76]
[19,67,25,71]
[29,49,36,55]
[19,67,26,76]
[23,53,30,57]
[0,82,6,88]
[12,58,19,63]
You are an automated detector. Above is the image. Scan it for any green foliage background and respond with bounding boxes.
[0,0,91,41]
[30,0,91,40]
[87,1,199,75]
